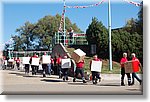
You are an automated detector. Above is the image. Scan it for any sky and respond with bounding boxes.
[1,0,142,45]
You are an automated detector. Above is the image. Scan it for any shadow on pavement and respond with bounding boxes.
[41,79,63,82]
[9,72,25,76]
[23,75,42,78]
[97,83,121,86]
[126,88,142,91]
[67,82,89,85]
[9,72,41,78]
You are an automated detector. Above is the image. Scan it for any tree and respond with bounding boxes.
[14,21,37,50]
[136,2,143,35]
[86,17,108,58]
[12,14,82,50]
[112,29,142,62]
[124,18,137,34]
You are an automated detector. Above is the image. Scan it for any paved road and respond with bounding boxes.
[0,69,142,95]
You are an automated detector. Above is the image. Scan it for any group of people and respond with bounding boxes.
[25,52,102,84]
[2,57,20,70]
[120,53,142,86]
[2,52,142,86]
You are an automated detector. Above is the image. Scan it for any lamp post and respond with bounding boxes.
[108,0,112,71]
[63,0,66,46]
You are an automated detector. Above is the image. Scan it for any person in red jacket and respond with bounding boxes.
[120,53,131,86]
[62,55,70,81]
[16,57,20,70]
[30,53,38,75]
[24,54,30,75]
[131,53,142,85]
[73,59,86,83]
[57,55,62,78]
[42,52,47,77]
[90,55,101,84]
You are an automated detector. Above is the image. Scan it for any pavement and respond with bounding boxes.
[0,68,143,95]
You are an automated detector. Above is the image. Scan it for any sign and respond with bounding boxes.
[42,55,51,64]
[124,61,133,73]
[91,60,102,72]
[8,59,14,62]
[22,57,30,64]
[31,58,40,66]
[72,49,86,63]
[61,58,71,68]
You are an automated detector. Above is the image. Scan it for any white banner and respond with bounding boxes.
[31,58,40,66]
[91,60,102,72]
[61,58,71,68]
[8,59,14,62]
[22,57,30,64]
[42,55,51,64]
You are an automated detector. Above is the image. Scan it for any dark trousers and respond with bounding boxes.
[58,65,62,78]
[3,65,7,70]
[25,64,30,74]
[69,36,73,44]
[31,65,38,75]
[47,64,52,75]
[121,67,131,85]
[42,64,47,77]
[132,72,141,84]
[74,68,85,80]
[62,68,69,80]
[92,71,100,81]
[16,63,20,70]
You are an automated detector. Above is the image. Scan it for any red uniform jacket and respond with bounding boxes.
[132,57,140,72]
[76,60,84,69]
[16,59,20,63]
[120,57,128,68]
[57,57,62,65]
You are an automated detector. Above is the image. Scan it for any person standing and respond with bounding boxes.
[120,53,131,86]
[3,57,7,70]
[24,54,30,75]
[61,56,70,81]
[47,55,52,76]
[30,52,38,75]
[131,53,142,85]
[69,27,74,44]
[73,59,86,83]
[53,56,58,75]
[51,57,54,74]
[42,52,48,77]
[16,57,20,70]
[90,55,102,84]
[57,55,62,78]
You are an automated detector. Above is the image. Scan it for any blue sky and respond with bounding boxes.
[2,0,142,44]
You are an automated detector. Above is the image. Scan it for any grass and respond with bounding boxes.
[66,47,121,74]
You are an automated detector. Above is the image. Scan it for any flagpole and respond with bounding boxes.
[108,0,112,71]
[63,0,66,46]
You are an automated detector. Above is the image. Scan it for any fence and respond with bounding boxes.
[54,32,88,46]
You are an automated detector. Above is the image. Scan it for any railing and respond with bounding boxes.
[54,32,88,46]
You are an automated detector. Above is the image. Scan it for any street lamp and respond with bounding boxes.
[108,0,112,71]
[63,0,66,46]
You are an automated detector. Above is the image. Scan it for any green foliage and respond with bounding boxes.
[86,17,108,59]
[112,29,143,63]
[86,15,143,65]
[12,14,82,51]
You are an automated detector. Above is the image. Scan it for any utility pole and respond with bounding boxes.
[63,0,66,46]
[108,0,112,71]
